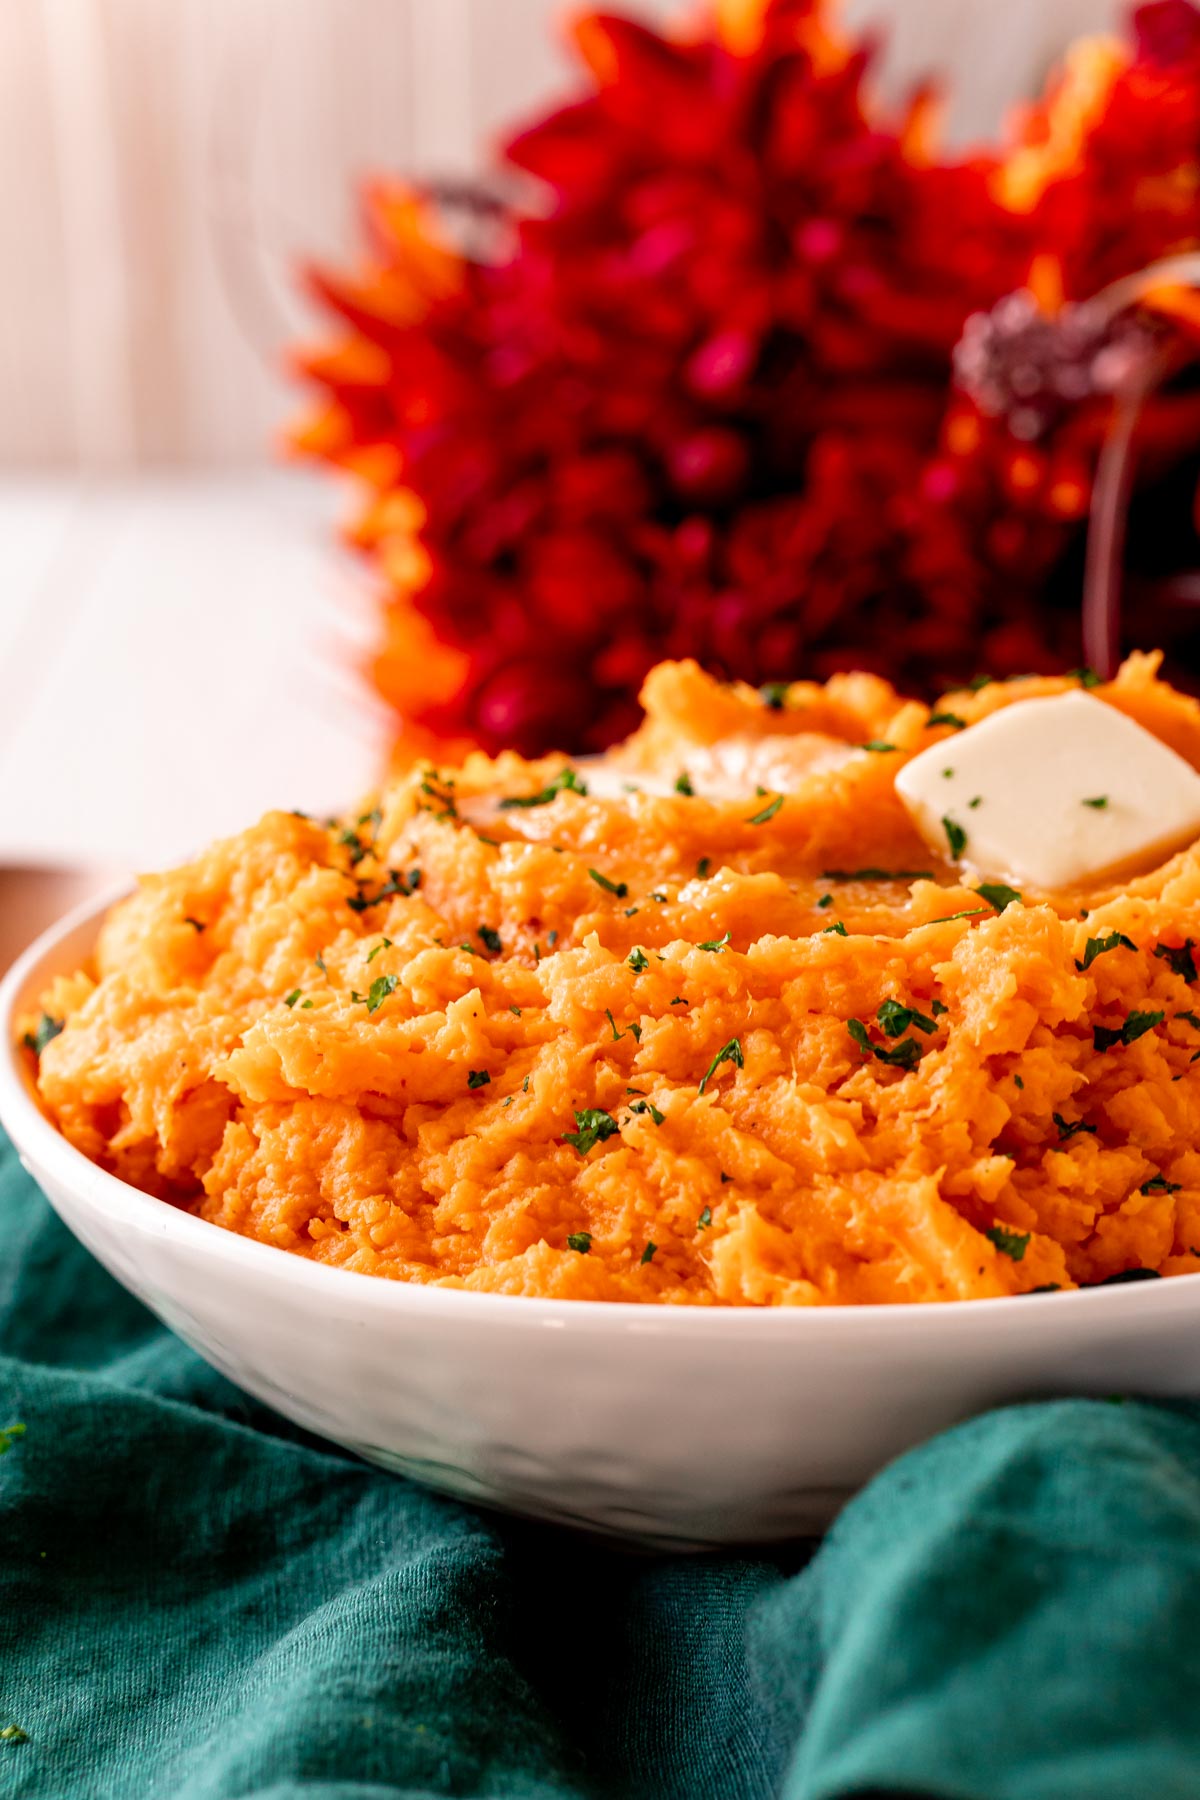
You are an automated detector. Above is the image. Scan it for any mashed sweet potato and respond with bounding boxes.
[23,654,1200,1304]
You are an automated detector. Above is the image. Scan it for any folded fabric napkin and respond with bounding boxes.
[3,1126,1200,1800]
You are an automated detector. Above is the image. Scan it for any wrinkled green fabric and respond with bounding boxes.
[2,1126,1199,1800]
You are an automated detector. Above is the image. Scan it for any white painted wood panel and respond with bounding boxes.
[0,0,1117,470]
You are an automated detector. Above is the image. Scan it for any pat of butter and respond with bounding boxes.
[895,691,1200,890]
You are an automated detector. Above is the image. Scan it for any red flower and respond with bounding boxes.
[293,0,1200,758]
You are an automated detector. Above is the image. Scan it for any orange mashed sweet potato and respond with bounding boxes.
[24,654,1200,1304]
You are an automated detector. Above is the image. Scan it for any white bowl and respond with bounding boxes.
[3,891,1200,1548]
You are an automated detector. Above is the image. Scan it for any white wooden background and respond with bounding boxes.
[1,0,1118,469]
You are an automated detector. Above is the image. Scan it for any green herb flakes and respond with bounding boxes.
[822,868,933,883]
[1070,666,1102,688]
[183,916,205,933]
[942,816,967,859]
[817,893,833,909]
[1155,940,1198,983]
[746,794,783,826]
[847,1019,922,1069]
[1140,1175,1181,1195]
[823,920,848,936]
[567,1232,592,1254]
[698,1037,744,1095]
[23,1015,63,1057]
[927,711,967,729]
[696,857,711,878]
[467,1069,491,1090]
[932,999,948,1016]
[698,931,731,953]
[697,1207,713,1230]
[861,740,897,754]
[628,948,649,973]
[589,868,629,898]
[760,682,788,710]
[986,1225,1030,1261]
[976,882,1022,912]
[563,1109,620,1156]
[1094,1010,1164,1052]
[877,998,936,1037]
[629,1098,665,1125]
[359,975,399,1015]
[1076,931,1136,972]
[641,1242,657,1264]
[1053,1112,1097,1141]
[1081,796,1109,810]
[365,938,393,965]
[477,925,502,954]
[674,771,694,796]
[283,989,301,1009]
[499,767,588,809]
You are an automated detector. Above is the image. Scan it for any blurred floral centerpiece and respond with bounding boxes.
[293,0,1200,760]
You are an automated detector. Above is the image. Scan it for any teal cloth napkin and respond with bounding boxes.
[3,1125,1200,1800]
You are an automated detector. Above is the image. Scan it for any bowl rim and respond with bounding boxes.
[2,882,1198,1334]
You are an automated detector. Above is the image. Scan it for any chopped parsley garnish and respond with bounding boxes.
[861,740,897,753]
[817,893,832,909]
[928,908,990,924]
[1081,796,1108,810]
[1098,1268,1161,1285]
[986,1225,1030,1261]
[1141,1176,1181,1195]
[927,711,967,730]
[760,682,788,710]
[628,948,649,973]
[628,1098,665,1125]
[366,938,393,964]
[23,1015,63,1056]
[641,1242,657,1264]
[1053,1112,1097,1141]
[589,868,629,898]
[347,869,419,912]
[1094,1009,1164,1052]
[418,773,458,820]
[698,932,731,953]
[499,767,588,809]
[1155,940,1198,983]
[966,674,993,692]
[823,920,848,936]
[697,1207,713,1229]
[467,1069,491,1089]
[877,998,937,1038]
[478,925,502,955]
[567,1232,592,1254]
[968,796,982,809]
[338,826,369,865]
[674,771,695,796]
[942,816,967,859]
[746,794,783,826]
[822,868,933,883]
[315,953,327,976]
[1177,1011,1200,1031]
[847,1019,923,1070]
[698,1037,744,1095]
[976,882,1022,912]
[650,892,668,903]
[352,975,400,1015]
[696,858,711,878]
[606,1009,640,1044]
[942,768,954,779]
[283,989,301,1009]
[458,942,480,958]
[1070,666,1102,689]
[0,1423,25,1456]
[932,999,948,1015]
[563,1108,620,1156]
[1013,1073,1024,1088]
[183,916,205,933]
[1076,931,1136,972]
[358,805,383,833]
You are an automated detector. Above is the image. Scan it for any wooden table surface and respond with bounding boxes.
[0,469,386,967]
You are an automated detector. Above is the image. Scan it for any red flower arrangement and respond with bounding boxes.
[292,0,1200,760]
